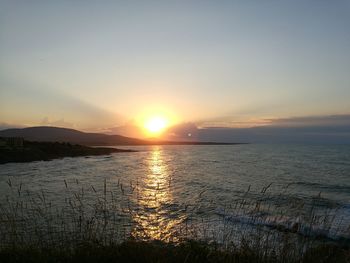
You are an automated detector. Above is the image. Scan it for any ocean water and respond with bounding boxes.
[1,144,350,244]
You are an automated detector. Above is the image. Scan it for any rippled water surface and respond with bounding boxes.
[1,144,350,243]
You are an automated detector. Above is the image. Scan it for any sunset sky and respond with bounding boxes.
[1,1,350,140]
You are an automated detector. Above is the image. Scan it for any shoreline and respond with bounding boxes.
[0,140,248,164]
[0,141,136,164]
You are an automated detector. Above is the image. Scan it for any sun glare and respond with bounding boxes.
[144,116,168,134]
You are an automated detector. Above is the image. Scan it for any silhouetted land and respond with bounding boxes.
[0,140,135,164]
[0,126,245,146]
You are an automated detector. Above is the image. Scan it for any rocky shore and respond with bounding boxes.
[0,140,135,164]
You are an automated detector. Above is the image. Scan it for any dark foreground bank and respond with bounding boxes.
[0,240,349,263]
[1,178,349,263]
[0,140,135,164]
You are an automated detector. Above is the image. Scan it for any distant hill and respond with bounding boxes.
[0,126,240,146]
[0,126,147,146]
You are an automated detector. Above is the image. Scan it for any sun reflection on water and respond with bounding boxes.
[131,146,184,242]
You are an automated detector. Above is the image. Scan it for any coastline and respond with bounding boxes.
[0,141,136,164]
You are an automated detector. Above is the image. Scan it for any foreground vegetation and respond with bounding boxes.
[0,179,349,262]
[0,240,349,263]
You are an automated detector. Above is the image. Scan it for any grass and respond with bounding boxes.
[0,179,349,262]
[0,240,349,263]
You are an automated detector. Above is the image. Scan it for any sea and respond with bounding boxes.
[1,144,350,245]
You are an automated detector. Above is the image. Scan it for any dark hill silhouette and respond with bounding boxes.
[0,126,241,146]
[0,126,146,146]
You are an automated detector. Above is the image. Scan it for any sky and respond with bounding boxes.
[1,1,350,140]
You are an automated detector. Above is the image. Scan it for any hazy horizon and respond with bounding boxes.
[1,1,350,142]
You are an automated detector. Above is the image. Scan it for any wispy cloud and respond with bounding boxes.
[266,114,350,127]
[164,114,350,143]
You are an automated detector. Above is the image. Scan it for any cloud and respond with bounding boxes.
[165,122,199,141]
[174,115,350,144]
[97,123,144,138]
[196,114,350,129]
[267,114,350,127]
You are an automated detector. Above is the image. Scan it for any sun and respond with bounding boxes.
[144,116,168,134]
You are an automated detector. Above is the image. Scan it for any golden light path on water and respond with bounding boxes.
[131,146,186,242]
